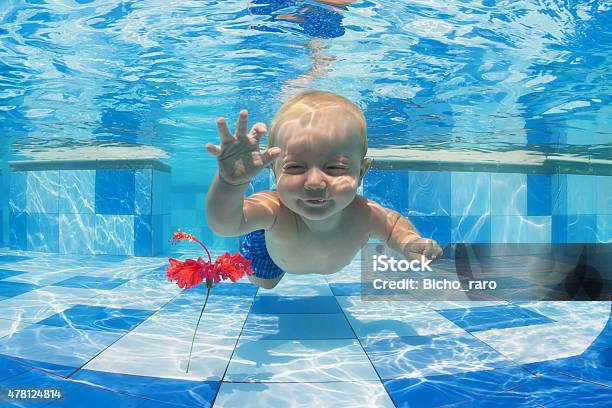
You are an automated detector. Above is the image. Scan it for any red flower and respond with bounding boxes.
[212,252,253,282]
[165,229,254,373]
[166,257,210,290]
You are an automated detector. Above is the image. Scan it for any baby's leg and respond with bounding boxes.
[248,273,285,289]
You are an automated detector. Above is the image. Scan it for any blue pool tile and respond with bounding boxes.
[552,214,598,243]
[364,170,409,214]
[70,370,219,407]
[451,172,491,216]
[0,269,26,280]
[59,170,95,214]
[250,296,342,314]
[408,171,451,216]
[37,305,154,333]
[438,304,555,332]
[451,215,491,243]
[9,211,27,250]
[51,275,128,290]
[153,170,172,215]
[9,171,27,212]
[491,173,527,216]
[551,174,568,215]
[409,215,451,244]
[523,346,612,387]
[59,213,95,254]
[95,169,135,215]
[0,325,122,373]
[0,354,31,381]
[527,174,551,216]
[27,213,59,252]
[329,283,362,296]
[26,170,60,213]
[1,355,76,377]
[5,368,169,408]
[134,215,153,256]
[363,333,513,380]
[0,254,32,264]
[507,371,612,407]
[241,313,355,340]
[384,367,536,408]
[152,214,167,255]
[134,169,152,215]
[0,281,38,298]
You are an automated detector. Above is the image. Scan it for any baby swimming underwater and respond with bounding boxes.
[205,90,443,289]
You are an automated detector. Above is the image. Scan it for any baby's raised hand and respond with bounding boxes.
[205,110,281,186]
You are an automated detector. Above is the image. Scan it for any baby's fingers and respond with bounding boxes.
[424,241,443,260]
[261,147,282,167]
[216,117,234,145]
[205,143,222,157]
[249,122,267,142]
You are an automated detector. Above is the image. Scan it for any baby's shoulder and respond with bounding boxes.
[352,195,388,215]
[352,195,395,236]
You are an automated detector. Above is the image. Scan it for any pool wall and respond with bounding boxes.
[4,159,611,256]
[7,160,171,256]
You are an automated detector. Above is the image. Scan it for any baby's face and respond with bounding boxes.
[272,107,368,221]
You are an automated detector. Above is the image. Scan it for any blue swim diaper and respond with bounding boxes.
[240,229,285,280]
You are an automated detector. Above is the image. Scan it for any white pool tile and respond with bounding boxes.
[214,381,395,408]
[0,286,104,322]
[83,330,237,381]
[84,279,181,310]
[0,318,32,339]
[473,317,608,364]
[226,338,378,382]
[337,296,464,338]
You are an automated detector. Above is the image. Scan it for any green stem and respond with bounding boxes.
[186,281,212,373]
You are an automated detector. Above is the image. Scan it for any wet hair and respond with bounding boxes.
[268,90,368,158]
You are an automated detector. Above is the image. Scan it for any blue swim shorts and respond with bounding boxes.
[240,229,285,280]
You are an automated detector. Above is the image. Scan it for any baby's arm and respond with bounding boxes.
[206,179,279,236]
[205,110,281,236]
[366,199,443,261]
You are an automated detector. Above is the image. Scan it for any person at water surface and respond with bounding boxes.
[205,90,443,289]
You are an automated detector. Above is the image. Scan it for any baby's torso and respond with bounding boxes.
[265,195,371,275]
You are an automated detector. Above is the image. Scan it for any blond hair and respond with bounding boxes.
[268,90,368,158]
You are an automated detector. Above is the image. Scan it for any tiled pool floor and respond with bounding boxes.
[0,250,610,407]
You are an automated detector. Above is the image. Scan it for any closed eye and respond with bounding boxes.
[283,164,305,173]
